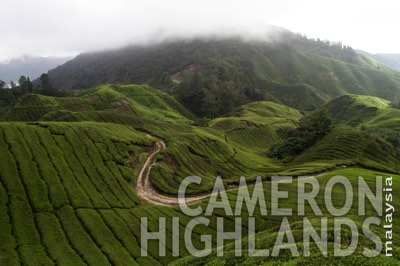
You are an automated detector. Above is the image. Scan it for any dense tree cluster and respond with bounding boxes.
[269,109,333,160]
[174,62,262,117]
[365,127,400,148]
[0,74,64,108]
[292,34,360,65]
[43,34,380,117]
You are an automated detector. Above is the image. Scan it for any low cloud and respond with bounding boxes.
[0,0,399,61]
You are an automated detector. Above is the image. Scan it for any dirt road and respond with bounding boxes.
[135,139,213,206]
[135,139,335,207]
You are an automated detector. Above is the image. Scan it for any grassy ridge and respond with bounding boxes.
[1,123,398,265]
[45,38,400,114]
[286,127,400,174]
[322,93,400,129]
[3,91,399,192]
[1,86,400,264]
[1,84,192,123]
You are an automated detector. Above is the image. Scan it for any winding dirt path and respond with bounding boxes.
[136,139,213,206]
[135,139,340,207]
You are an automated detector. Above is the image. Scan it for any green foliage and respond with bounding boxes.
[291,127,400,174]
[172,168,400,266]
[0,88,16,108]
[45,37,400,116]
[0,74,65,109]
[35,73,67,96]
[323,94,391,126]
[18,76,33,95]
[269,109,333,159]
[269,137,308,160]
[1,84,193,123]
[366,127,400,147]
[175,68,261,117]
[1,78,400,265]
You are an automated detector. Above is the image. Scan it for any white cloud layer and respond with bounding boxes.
[0,0,399,61]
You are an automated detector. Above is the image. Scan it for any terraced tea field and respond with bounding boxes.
[172,167,400,265]
[1,85,399,265]
[0,122,157,264]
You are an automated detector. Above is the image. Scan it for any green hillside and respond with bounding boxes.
[2,14,400,265]
[321,94,400,145]
[0,84,192,123]
[0,122,158,265]
[208,101,302,153]
[0,94,298,194]
[1,83,400,265]
[289,127,400,174]
[0,121,256,265]
[171,169,400,266]
[2,89,399,190]
[262,94,400,175]
[357,50,400,72]
[323,94,393,126]
[2,121,397,265]
[44,36,400,116]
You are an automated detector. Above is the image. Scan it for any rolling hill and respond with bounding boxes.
[0,84,193,123]
[323,94,400,128]
[2,27,400,265]
[2,85,399,189]
[0,83,400,265]
[357,50,400,72]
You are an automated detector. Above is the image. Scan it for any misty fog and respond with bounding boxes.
[0,0,399,61]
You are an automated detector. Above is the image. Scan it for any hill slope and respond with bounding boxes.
[357,50,400,72]
[323,94,400,127]
[1,121,398,265]
[3,87,400,187]
[0,84,193,123]
[45,35,400,115]
[1,89,400,265]
[172,168,400,265]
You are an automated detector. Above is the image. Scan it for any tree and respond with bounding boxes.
[18,76,33,95]
[18,76,27,87]
[26,78,33,93]
[269,109,333,160]
[0,80,16,108]
[175,73,205,116]
[202,92,218,118]
[294,109,333,140]
[39,73,58,96]
[0,80,5,89]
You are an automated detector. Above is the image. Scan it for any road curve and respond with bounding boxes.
[135,139,337,207]
[136,139,213,206]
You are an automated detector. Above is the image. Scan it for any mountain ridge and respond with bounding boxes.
[43,34,400,116]
[0,55,72,83]
[357,50,400,72]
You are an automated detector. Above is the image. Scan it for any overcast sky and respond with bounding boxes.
[0,0,399,61]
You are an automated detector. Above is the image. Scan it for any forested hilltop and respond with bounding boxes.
[45,32,400,116]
